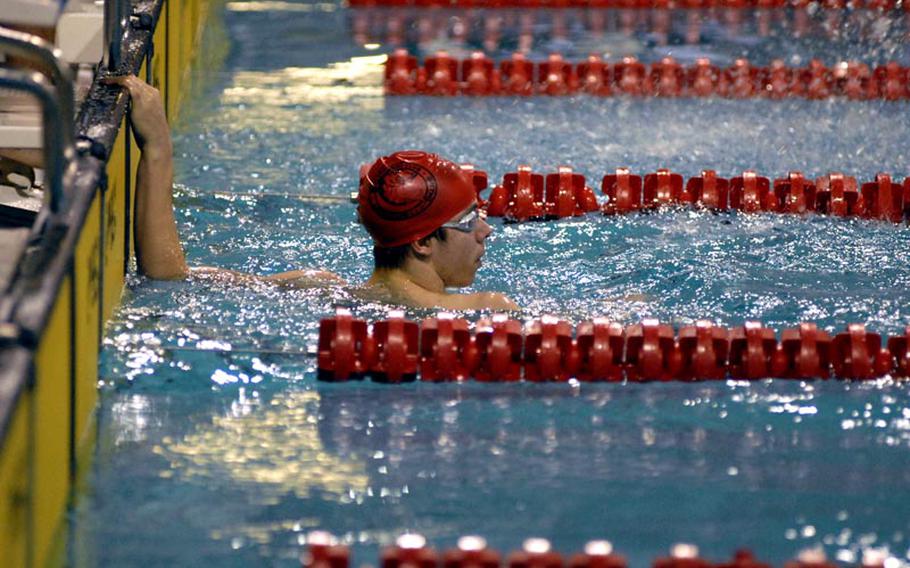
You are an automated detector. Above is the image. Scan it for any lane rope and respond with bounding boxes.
[459,165,908,224]
[385,50,910,101]
[303,531,895,568]
[316,308,910,383]
[354,0,907,8]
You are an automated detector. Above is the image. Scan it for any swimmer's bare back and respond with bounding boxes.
[363,271,518,311]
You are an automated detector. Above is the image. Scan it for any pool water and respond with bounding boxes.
[69,2,910,566]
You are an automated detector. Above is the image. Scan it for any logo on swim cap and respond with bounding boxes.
[367,161,438,221]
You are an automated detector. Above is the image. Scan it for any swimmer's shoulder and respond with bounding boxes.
[358,277,518,311]
[446,291,519,311]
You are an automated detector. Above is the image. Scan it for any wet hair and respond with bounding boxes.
[373,227,448,270]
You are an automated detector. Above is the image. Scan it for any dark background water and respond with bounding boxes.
[69,1,910,566]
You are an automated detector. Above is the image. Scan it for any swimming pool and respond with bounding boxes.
[68,2,910,566]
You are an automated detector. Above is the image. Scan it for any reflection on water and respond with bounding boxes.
[84,377,910,566]
[154,390,369,503]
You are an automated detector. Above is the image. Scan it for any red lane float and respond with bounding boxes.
[489,166,545,221]
[815,173,861,217]
[306,534,890,568]
[355,0,907,8]
[776,323,832,380]
[721,59,758,98]
[317,308,373,381]
[764,60,793,99]
[425,51,459,96]
[614,56,648,96]
[643,169,685,207]
[718,550,772,568]
[475,314,524,382]
[444,537,502,568]
[653,544,713,568]
[625,319,680,381]
[462,51,497,96]
[729,171,772,213]
[772,172,815,214]
[460,163,491,206]
[371,311,420,383]
[650,57,684,97]
[302,532,351,568]
[381,535,439,568]
[688,59,720,97]
[783,548,838,568]
[887,326,910,377]
[538,53,578,96]
[677,321,729,381]
[317,309,910,382]
[877,62,909,100]
[386,51,910,101]
[568,541,627,568]
[524,316,577,381]
[488,167,598,220]
[419,313,477,382]
[578,54,612,96]
[685,170,729,210]
[575,319,625,382]
[860,173,902,222]
[484,165,907,226]
[546,166,599,217]
[802,59,833,99]
[831,323,890,380]
[602,168,642,215]
[728,322,778,380]
[385,49,419,95]
[508,539,563,568]
[501,52,534,96]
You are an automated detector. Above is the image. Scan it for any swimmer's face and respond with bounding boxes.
[430,203,492,288]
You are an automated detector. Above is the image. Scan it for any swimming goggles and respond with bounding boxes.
[440,205,486,233]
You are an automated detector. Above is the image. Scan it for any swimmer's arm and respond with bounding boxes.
[187,267,344,288]
[112,75,340,288]
[106,75,189,280]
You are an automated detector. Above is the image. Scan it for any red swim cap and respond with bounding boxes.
[358,150,477,248]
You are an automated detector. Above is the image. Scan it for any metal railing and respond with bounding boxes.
[0,26,76,214]
[104,0,131,71]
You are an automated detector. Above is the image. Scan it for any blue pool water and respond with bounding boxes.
[69,2,910,566]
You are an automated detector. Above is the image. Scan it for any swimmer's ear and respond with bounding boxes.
[410,235,435,259]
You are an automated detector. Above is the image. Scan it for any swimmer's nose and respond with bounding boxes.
[477,215,492,240]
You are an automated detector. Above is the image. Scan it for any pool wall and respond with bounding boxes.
[0,1,215,565]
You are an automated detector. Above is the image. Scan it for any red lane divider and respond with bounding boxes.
[302,533,896,568]
[317,308,910,383]
[476,165,909,225]
[353,0,910,9]
[385,50,910,101]
[487,165,599,220]
[354,11,909,54]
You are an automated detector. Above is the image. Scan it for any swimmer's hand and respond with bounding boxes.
[102,75,171,156]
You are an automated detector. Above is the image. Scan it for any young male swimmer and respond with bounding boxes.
[108,75,518,311]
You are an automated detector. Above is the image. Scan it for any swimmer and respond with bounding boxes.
[108,74,518,311]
